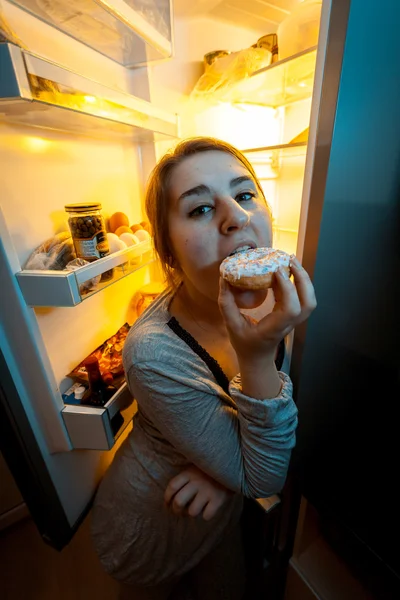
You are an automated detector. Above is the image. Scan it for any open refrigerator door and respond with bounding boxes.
[0,0,177,548]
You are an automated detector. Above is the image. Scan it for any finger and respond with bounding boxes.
[230,287,268,310]
[171,483,198,515]
[290,256,317,314]
[164,472,192,505]
[202,500,223,521]
[275,268,302,315]
[255,268,301,338]
[260,268,300,322]
[218,276,244,331]
[187,493,208,518]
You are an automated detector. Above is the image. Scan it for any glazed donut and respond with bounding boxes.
[220,247,291,290]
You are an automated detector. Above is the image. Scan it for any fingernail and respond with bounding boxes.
[279,267,289,280]
[290,254,300,267]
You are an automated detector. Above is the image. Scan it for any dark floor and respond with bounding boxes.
[0,514,119,600]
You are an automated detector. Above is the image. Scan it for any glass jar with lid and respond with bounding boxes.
[65,202,112,281]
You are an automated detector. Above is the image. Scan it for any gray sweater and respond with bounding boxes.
[91,290,298,586]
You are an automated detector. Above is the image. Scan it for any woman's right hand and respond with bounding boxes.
[164,465,232,521]
[219,255,317,362]
[218,256,317,398]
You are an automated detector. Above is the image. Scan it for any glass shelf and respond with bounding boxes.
[16,239,154,307]
[224,47,317,108]
[0,43,178,140]
[244,142,308,177]
[8,0,173,67]
[243,141,308,159]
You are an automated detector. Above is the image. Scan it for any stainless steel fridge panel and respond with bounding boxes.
[291,0,400,584]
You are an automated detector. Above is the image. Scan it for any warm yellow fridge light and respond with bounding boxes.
[24,137,50,152]
[84,95,97,104]
[194,102,279,150]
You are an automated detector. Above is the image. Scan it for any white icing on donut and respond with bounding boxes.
[220,247,290,281]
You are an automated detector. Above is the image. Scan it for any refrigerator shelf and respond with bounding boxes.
[0,43,178,140]
[226,47,317,108]
[16,238,154,307]
[243,141,308,159]
[62,382,137,450]
[7,0,173,67]
[243,142,308,179]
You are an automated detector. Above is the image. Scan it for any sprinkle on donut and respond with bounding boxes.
[220,247,291,290]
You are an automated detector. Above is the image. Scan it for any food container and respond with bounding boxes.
[203,50,231,71]
[277,0,322,60]
[130,282,164,320]
[65,202,112,281]
[256,34,278,63]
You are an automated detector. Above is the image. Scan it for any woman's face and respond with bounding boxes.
[167,150,272,305]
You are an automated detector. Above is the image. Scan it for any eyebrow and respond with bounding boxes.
[178,175,255,202]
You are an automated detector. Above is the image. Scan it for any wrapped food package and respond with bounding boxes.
[64,257,101,295]
[68,323,131,389]
[24,232,76,271]
[191,47,272,102]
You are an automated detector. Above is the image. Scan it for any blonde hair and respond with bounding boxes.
[145,137,268,290]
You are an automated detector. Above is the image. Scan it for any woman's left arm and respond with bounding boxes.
[164,465,233,521]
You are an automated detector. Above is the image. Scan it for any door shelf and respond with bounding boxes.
[62,382,137,450]
[0,43,178,140]
[8,0,173,67]
[16,239,154,307]
[225,47,317,108]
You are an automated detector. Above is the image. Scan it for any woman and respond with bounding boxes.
[91,137,317,599]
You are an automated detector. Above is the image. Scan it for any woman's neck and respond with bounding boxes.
[173,281,226,334]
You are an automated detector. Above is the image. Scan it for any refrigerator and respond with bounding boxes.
[0,0,399,596]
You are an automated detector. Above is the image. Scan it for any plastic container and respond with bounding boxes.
[256,34,278,63]
[7,0,173,66]
[277,0,322,60]
[130,282,164,320]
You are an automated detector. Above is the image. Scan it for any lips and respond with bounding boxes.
[227,241,257,257]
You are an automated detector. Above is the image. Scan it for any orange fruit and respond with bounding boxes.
[109,212,129,233]
[115,225,132,237]
[140,221,153,235]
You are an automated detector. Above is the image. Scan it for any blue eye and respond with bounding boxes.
[189,205,213,218]
[236,191,255,203]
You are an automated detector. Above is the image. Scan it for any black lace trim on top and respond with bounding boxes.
[167,316,285,396]
[167,317,230,395]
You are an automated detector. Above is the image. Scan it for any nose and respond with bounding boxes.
[219,197,250,234]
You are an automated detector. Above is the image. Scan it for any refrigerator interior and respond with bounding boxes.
[147,0,322,257]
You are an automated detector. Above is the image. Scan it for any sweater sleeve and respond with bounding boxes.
[126,359,298,498]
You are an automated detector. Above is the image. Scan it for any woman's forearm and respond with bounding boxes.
[238,355,282,399]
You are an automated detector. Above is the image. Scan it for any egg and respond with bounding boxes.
[130,223,142,234]
[134,229,151,243]
[109,212,129,233]
[119,232,140,247]
[114,225,132,237]
[107,232,127,253]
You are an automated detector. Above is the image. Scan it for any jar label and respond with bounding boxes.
[74,232,109,260]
